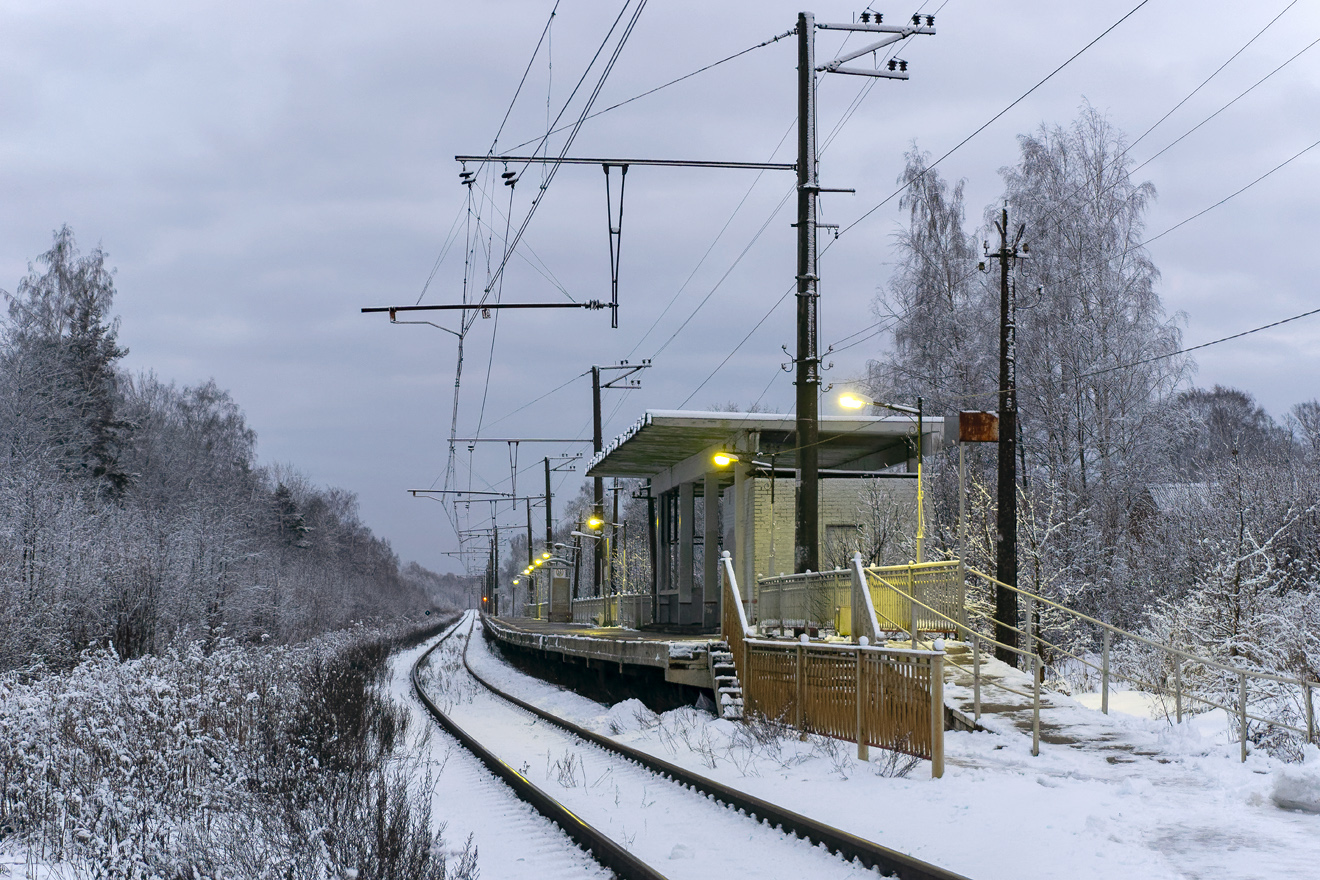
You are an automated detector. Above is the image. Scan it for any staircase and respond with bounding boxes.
[707,640,744,720]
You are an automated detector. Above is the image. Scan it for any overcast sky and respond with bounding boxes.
[3,0,1318,574]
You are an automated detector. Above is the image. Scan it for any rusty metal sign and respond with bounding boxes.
[959,411,999,443]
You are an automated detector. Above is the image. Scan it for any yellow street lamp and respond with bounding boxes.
[586,514,604,530]
[712,451,739,467]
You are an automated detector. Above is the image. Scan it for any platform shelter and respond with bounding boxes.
[586,410,944,630]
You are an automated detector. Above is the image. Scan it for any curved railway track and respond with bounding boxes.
[411,613,972,880]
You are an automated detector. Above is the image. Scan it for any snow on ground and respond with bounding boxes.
[384,617,612,880]
[464,618,1320,880]
[418,616,877,880]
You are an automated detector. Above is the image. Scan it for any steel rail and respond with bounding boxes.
[411,619,668,880]
[468,614,973,880]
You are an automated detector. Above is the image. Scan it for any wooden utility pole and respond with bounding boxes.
[985,206,1025,664]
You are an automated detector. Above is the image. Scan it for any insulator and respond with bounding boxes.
[899,59,908,71]
[501,170,516,179]
[926,15,935,26]
[887,58,897,71]
[912,14,921,25]
[861,11,871,23]
[504,177,517,186]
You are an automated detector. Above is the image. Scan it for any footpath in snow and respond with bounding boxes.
[464,616,1320,880]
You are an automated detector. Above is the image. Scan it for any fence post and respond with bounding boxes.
[972,632,982,723]
[795,643,805,732]
[909,564,920,649]
[856,648,868,761]
[931,652,945,779]
[1306,683,1315,746]
[1032,654,1041,758]
[1025,596,1036,659]
[1239,673,1249,763]
[1101,629,1111,715]
[1174,658,1183,724]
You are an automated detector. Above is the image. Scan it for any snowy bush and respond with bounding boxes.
[0,623,471,879]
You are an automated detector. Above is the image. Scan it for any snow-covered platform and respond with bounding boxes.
[485,615,718,689]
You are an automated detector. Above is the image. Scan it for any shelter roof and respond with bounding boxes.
[586,410,943,478]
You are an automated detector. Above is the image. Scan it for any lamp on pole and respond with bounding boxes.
[838,393,925,563]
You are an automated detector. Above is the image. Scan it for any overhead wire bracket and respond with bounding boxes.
[604,163,628,329]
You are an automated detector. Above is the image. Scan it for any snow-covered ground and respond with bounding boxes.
[460,614,1320,880]
[384,618,613,880]
[415,615,880,879]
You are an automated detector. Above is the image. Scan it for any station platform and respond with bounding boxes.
[483,615,719,690]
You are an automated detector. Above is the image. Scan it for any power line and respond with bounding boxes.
[1014,1,1305,251]
[1140,135,1320,248]
[1131,31,1318,180]
[678,283,795,407]
[503,29,795,154]
[839,0,1155,237]
[483,0,649,299]
[652,184,796,358]
[488,2,562,155]
[1080,306,1320,381]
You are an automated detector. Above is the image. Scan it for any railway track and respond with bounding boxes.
[411,612,972,880]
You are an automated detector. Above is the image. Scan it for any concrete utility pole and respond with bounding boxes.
[985,205,1026,665]
[792,11,935,573]
[589,361,649,595]
[794,10,821,575]
[544,456,554,546]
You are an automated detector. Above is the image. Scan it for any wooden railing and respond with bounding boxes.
[754,569,851,632]
[743,640,944,776]
[723,552,944,778]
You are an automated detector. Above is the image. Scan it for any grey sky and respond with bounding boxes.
[3,1,1317,574]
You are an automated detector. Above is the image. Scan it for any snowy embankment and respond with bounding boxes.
[463,617,1320,880]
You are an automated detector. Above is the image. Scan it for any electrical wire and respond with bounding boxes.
[483,0,648,300]
[652,183,796,359]
[1080,306,1320,381]
[678,283,795,407]
[1140,136,1320,248]
[503,29,796,153]
[625,118,796,359]
[838,0,1156,238]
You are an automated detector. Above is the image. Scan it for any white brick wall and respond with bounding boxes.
[748,477,918,579]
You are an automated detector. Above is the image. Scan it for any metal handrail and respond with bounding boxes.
[866,569,1044,753]
[871,574,1031,662]
[967,566,1318,756]
[967,567,1320,691]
